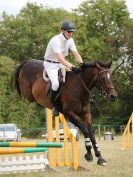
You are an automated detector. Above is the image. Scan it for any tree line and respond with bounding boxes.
[0,0,132,129]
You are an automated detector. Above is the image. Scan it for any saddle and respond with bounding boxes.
[43,67,69,96]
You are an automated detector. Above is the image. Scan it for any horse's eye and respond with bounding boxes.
[102,77,106,80]
[101,76,106,80]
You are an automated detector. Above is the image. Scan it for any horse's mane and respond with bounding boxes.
[83,61,111,68]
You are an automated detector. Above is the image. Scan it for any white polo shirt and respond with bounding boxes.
[44,33,77,62]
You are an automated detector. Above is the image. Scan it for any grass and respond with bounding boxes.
[0,136,133,177]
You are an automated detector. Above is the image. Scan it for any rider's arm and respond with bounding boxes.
[69,38,83,64]
[55,53,73,70]
[72,51,83,64]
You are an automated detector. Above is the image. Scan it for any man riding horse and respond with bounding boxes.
[43,20,84,117]
[13,21,117,166]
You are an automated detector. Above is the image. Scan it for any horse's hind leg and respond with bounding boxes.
[19,79,35,102]
[88,127,107,166]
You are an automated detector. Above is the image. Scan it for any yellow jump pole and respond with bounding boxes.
[47,108,56,167]
[122,112,133,148]
[55,115,64,167]
[47,109,79,170]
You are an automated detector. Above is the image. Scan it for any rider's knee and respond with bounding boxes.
[52,81,59,91]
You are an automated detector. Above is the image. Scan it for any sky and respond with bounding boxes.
[0,0,133,18]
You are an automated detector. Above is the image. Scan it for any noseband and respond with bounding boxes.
[96,69,115,97]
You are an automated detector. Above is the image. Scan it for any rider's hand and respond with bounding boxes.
[70,66,82,73]
[79,63,88,69]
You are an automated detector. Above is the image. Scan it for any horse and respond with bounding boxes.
[13,59,117,166]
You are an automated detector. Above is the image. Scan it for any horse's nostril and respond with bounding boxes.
[110,95,116,101]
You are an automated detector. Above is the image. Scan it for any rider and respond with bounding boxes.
[43,20,83,117]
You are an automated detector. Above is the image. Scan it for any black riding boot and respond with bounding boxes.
[51,90,59,117]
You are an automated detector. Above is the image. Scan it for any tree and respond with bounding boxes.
[0,0,132,125]
[73,0,129,61]
[72,0,132,123]
[0,3,70,62]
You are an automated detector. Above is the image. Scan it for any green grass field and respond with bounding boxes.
[0,136,133,177]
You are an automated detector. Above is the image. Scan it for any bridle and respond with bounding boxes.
[77,68,115,99]
[95,69,115,97]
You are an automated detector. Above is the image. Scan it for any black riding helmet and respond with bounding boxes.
[61,20,75,32]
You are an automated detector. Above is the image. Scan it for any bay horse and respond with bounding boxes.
[13,59,117,166]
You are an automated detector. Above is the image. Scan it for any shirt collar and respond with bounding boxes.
[60,33,68,41]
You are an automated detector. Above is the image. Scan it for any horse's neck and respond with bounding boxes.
[79,67,98,90]
[64,68,97,98]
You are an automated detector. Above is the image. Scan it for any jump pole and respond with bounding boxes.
[122,112,133,148]
[0,147,48,154]
[0,142,62,148]
[46,109,79,171]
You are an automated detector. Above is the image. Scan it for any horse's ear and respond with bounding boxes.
[106,61,112,68]
[96,63,101,69]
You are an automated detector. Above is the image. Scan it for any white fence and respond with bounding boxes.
[0,154,49,174]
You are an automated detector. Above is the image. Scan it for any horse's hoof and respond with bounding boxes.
[97,157,107,166]
[84,153,93,162]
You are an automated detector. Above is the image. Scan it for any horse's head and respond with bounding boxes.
[95,61,117,101]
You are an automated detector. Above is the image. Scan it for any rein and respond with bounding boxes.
[77,74,93,97]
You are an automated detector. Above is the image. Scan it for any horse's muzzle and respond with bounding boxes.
[108,89,117,101]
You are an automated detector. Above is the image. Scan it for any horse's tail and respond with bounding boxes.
[13,60,29,97]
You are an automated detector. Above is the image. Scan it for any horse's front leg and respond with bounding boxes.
[81,106,107,166]
[88,127,107,166]
[64,111,93,162]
